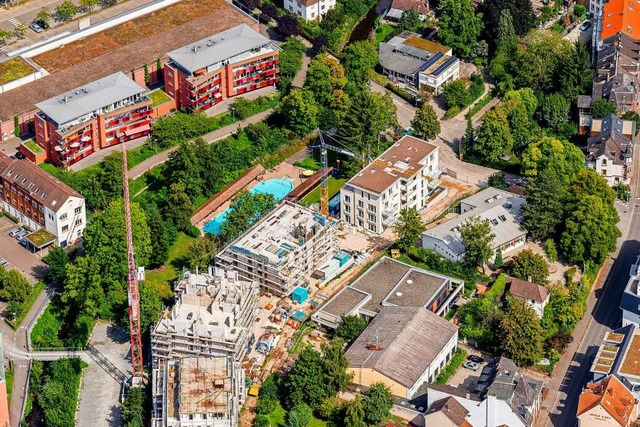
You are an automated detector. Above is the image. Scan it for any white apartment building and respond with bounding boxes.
[340,135,440,234]
[0,152,86,247]
[151,268,259,427]
[283,0,336,21]
[587,114,636,186]
[215,201,339,296]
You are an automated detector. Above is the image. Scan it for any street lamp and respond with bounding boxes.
[231,106,236,121]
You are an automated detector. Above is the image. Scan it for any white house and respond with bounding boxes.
[504,277,550,319]
[421,187,527,263]
[0,152,86,247]
[586,114,635,186]
[340,135,442,234]
[283,0,336,21]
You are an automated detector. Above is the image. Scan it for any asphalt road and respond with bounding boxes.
[544,151,640,426]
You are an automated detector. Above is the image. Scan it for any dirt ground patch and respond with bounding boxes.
[34,0,229,72]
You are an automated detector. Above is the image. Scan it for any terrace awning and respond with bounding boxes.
[70,142,80,148]
[124,124,151,136]
[81,136,91,142]
[54,146,63,151]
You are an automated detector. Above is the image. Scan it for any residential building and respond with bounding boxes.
[0,152,86,247]
[577,95,593,133]
[340,135,441,234]
[156,355,243,427]
[504,277,550,319]
[421,187,527,263]
[34,72,152,168]
[385,0,430,21]
[312,256,463,329]
[346,306,458,399]
[379,32,459,95]
[164,24,279,112]
[283,0,336,21]
[621,255,640,328]
[586,114,636,185]
[577,375,637,427]
[215,201,338,296]
[423,396,472,427]
[424,357,545,427]
[151,268,258,427]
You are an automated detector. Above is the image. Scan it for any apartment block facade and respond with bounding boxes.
[164,24,279,112]
[340,136,440,234]
[34,72,152,168]
[283,0,337,21]
[151,268,258,427]
[0,152,86,247]
[215,202,338,296]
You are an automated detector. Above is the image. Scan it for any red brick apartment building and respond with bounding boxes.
[164,24,279,112]
[34,72,152,167]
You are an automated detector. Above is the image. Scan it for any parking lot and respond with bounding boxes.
[0,216,48,283]
[448,347,493,393]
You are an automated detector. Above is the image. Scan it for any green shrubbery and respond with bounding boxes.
[436,348,467,384]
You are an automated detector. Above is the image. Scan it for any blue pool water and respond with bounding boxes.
[202,178,294,235]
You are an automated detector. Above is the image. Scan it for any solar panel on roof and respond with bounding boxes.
[418,51,443,73]
[431,56,458,77]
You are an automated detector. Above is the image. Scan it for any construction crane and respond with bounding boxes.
[315,130,367,217]
[121,143,144,385]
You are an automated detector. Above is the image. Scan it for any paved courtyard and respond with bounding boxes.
[0,216,48,282]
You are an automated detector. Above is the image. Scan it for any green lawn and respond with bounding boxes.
[267,402,326,427]
[144,232,197,300]
[375,24,395,45]
[6,366,13,406]
[7,281,46,330]
[23,139,44,154]
[0,58,34,85]
[148,89,171,107]
[300,177,346,206]
[293,156,320,171]
[30,299,64,349]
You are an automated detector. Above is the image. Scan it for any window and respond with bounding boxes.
[344,205,350,213]
[491,219,498,226]
[344,195,350,203]
[368,213,375,221]
[62,225,69,232]
[368,223,377,232]
[75,219,82,226]
[368,204,376,213]
[60,213,68,221]
[357,200,364,208]
[74,207,82,214]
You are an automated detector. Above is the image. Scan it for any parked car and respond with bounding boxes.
[34,20,49,29]
[8,227,21,237]
[14,229,28,240]
[0,258,8,267]
[463,361,479,371]
[15,151,25,160]
[29,22,43,33]
[467,355,485,364]
[19,238,28,248]
[580,21,592,31]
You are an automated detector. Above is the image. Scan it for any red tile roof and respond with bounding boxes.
[506,277,550,303]
[577,376,637,426]
[601,0,640,40]
[390,0,429,15]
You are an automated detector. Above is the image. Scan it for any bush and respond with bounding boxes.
[545,239,558,263]
[277,15,300,37]
[436,348,467,384]
[185,225,201,238]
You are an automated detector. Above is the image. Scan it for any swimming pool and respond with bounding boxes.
[202,178,294,235]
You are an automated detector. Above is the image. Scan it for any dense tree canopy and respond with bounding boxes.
[342,41,378,89]
[484,0,535,38]
[437,0,484,57]
[362,383,394,424]
[510,249,549,284]
[474,107,514,161]
[335,315,368,343]
[279,89,319,137]
[460,217,495,270]
[395,207,426,252]
[499,297,544,366]
[411,103,441,140]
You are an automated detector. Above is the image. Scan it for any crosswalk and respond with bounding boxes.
[8,17,21,27]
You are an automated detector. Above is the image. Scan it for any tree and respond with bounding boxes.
[538,93,570,129]
[521,168,568,241]
[260,2,278,20]
[146,205,173,267]
[342,41,378,89]
[254,415,270,427]
[164,140,206,199]
[287,403,312,427]
[121,387,145,427]
[411,103,441,140]
[13,23,26,40]
[442,80,470,110]
[0,269,32,319]
[487,171,507,189]
[344,394,366,427]
[499,297,544,366]
[185,236,217,270]
[460,217,495,271]
[320,338,351,397]
[362,383,394,424]
[79,0,99,11]
[36,8,51,27]
[278,89,319,137]
[220,192,276,243]
[284,346,327,409]
[398,10,422,33]
[484,0,535,38]
[474,107,514,161]
[510,249,549,284]
[164,182,193,231]
[560,193,621,264]
[592,99,617,118]
[493,248,504,269]
[62,256,106,320]
[277,15,299,37]
[496,9,516,45]
[43,246,70,285]
[437,0,484,57]
[139,280,162,333]
[312,35,329,55]
[335,315,367,343]
[557,41,592,100]
[55,0,78,21]
[0,29,12,44]
[304,54,349,127]
[394,207,426,252]
[520,136,584,180]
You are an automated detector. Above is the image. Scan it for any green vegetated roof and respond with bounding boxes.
[26,229,57,247]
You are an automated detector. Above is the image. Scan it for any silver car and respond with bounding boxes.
[8,227,21,237]
[14,229,28,240]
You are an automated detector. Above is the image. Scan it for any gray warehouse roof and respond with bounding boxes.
[36,72,146,125]
[345,306,458,388]
[167,24,273,74]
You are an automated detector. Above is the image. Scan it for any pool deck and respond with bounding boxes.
[196,162,306,231]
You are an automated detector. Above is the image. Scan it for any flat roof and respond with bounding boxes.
[36,72,145,125]
[619,334,640,377]
[346,136,437,194]
[168,24,273,74]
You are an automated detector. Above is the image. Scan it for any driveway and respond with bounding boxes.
[0,216,48,283]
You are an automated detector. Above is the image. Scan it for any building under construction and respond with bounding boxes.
[215,201,339,296]
[151,267,259,427]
